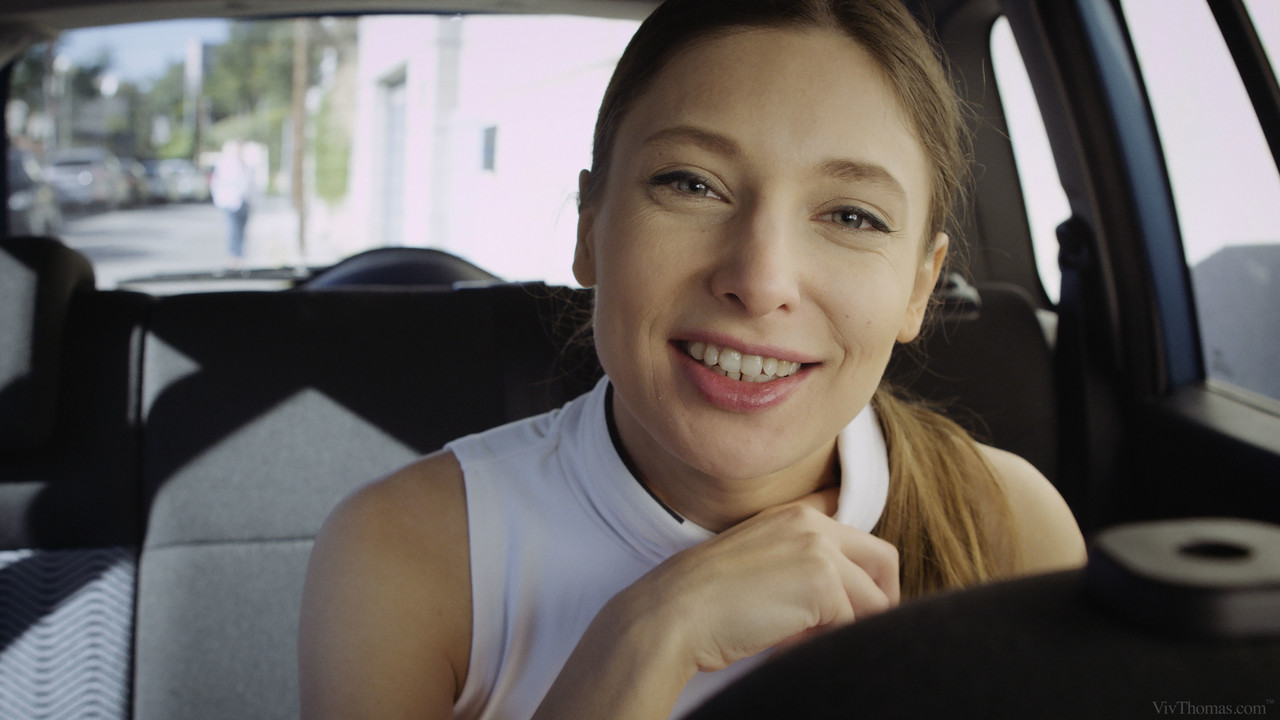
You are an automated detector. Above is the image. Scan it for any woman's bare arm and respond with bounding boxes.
[300,462,898,720]
[298,452,472,720]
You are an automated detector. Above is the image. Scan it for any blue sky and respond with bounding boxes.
[61,19,230,86]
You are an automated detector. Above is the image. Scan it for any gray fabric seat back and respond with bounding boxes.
[132,284,595,720]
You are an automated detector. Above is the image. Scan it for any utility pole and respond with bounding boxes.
[291,18,309,261]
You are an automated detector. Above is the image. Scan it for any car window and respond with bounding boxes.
[989,16,1072,305]
[1120,0,1280,405]
[5,14,640,292]
[1243,0,1279,67]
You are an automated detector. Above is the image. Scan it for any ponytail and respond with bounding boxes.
[872,386,1015,597]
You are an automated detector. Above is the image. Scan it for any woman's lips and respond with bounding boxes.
[672,340,812,412]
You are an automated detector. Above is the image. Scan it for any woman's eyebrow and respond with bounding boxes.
[642,127,908,203]
[642,125,742,156]
[819,159,907,202]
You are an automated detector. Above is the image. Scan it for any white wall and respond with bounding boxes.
[348,14,639,285]
[346,16,444,259]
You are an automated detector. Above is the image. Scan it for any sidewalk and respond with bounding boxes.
[244,195,354,270]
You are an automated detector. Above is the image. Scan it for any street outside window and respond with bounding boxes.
[4,14,641,291]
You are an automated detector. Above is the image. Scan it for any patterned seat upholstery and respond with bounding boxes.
[1,237,146,719]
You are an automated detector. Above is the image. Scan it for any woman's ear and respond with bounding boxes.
[897,232,950,343]
[573,169,598,287]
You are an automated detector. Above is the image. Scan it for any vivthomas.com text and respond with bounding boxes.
[1153,700,1275,716]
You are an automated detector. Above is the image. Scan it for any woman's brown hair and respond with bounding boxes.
[582,0,1011,597]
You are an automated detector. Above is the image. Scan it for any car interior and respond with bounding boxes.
[1,0,1278,717]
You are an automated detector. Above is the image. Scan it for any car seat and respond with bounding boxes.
[1,236,149,719]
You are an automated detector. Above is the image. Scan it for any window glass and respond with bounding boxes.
[1122,0,1280,404]
[5,15,641,291]
[989,17,1072,304]
[1243,0,1279,73]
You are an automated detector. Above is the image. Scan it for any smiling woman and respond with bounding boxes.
[576,27,940,526]
[296,1,1085,719]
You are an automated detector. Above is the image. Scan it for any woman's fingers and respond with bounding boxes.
[834,525,901,606]
[636,498,901,673]
[834,544,896,617]
[793,486,901,605]
[769,533,896,656]
[782,508,898,622]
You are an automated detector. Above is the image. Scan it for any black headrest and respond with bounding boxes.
[0,236,95,453]
[886,279,1057,482]
[299,247,502,289]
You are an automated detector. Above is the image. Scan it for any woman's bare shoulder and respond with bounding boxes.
[325,451,469,544]
[977,444,1087,576]
[299,451,471,719]
[311,450,470,588]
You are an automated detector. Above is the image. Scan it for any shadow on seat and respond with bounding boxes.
[299,247,502,289]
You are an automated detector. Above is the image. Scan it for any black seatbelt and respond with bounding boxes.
[1055,216,1122,533]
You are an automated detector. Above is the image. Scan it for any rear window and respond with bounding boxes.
[5,14,641,292]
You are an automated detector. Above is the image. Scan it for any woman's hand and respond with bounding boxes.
[621,487,901,674]
[533,488,899,720]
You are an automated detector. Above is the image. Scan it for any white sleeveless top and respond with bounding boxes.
[447,377,889,720]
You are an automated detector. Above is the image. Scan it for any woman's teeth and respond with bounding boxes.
[686,342,802,383]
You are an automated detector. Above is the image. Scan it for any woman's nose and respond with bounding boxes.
[707,202,802,317]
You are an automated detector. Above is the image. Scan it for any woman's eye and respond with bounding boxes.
[829,207,890,233]
[650,171,719,198]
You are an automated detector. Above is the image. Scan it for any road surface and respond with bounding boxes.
[60,196,306,289]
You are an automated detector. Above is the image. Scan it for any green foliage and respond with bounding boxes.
[9,16,356,195]
[313,83,351,203]
[144,62,187,126]
[204,21,300,122]
[8,42,56,110]
[67,49,113,99]
[202,17,357,199]
[156,125,194,159]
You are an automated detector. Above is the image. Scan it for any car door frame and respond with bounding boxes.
[1001,0,1280,530]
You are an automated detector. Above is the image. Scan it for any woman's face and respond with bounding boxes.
[575,27,947,498]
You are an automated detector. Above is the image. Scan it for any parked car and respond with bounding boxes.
[0,0,1277,719]
[118,157,153,206]
[43,146,129,212]
[6,149,62,236]
[153,157,210,202]
[138,158,174,203]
